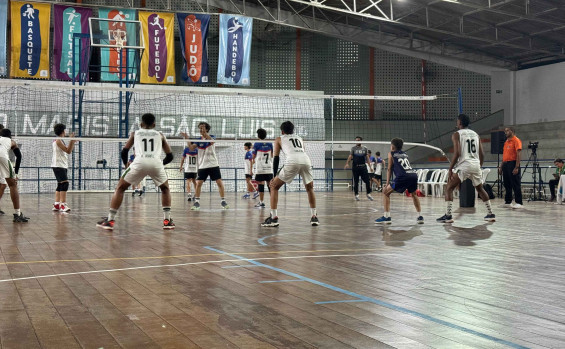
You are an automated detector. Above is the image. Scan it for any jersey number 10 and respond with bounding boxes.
[289,138,302,148]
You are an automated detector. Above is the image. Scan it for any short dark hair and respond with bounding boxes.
[199,122,211,132]
[280,121,294,135]
[505,126,515,133]
[257,128,267,140]
[141,113,156,126]
[376,151,381,156]
[0,124,4,130]
[368,150,372,154]
[458,114,470,127]
[391,138,404,150]
[355,136,362,141]
[1,128,12,138]
[244,142,252,148]
[555,158,564,164]
[54,123,66,136]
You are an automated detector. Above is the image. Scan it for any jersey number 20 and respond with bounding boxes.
[399,158,412,170]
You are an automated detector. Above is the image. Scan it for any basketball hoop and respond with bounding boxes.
[111,29,127,50]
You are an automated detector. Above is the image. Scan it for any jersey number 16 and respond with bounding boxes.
[465,139,477,154]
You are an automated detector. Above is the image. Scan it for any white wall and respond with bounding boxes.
[491,70,515,125]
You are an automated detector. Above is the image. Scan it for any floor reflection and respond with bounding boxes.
[444,222,494,246]
[381,226,423,247]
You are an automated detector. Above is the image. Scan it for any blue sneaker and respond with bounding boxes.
[417,216,424,224]
[242,193,250,199]
[484,213,496,222]
[436,214,454,223]
[252,191,260,199]
[375,216,391,224]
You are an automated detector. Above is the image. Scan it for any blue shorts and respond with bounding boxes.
[392,173,418,193]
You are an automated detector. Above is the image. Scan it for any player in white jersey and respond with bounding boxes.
[51,124,77,212]
[242,142,259,199]
[181,122,229,210]
[261,121,319,227]
[437,114,495,223]
[0,128,28,222]
[0,124,6,215]
[179,145,198,201]
[252,128,274,208]
[97,113,175,230]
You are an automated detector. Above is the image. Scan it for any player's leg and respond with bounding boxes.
[192,169,207,210]
[361,168,373,200]
[0,182,6,214]
[244,176,254,198]
[159,180,174,229]
[58,180,70,212]
[437,172,460,223]
[210,167,228,209]
[5,177,28,222]
[549,179,558,202]
[475,183,495,221]
[261,177,284,227]
[407,176,423,224]
[375,185,394,224]
[255,180,266,208]
[352,168,360,200]
[97,164,139,229]
[501,162,513,206]
[510,166,523,207]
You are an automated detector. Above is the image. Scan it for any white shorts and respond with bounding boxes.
[0,158,15,180]
[278,163,314,185]
[122,160,168,187]
[454,162,482,186]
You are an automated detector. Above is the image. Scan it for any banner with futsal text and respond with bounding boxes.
[10,1,51,79]
[177,13,209,84]
[99,8,138,81]
[0,0,7,76]
[139,11,175,84]
[217,14,252,86]
[52,4,92,80]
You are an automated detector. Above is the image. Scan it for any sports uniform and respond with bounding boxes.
[349,145,372,196]
[195,136,221,181]
[277,134,313,184]
[367,155,376,178]
[183,147,198,179]
[52,139,69,182]
[390,150,418,193]
[0,137,15,180]
[253,142,274,182]
[244,150,253,178]
[375,157,384,180]
[122,129,168,186]
[453,128,482,186]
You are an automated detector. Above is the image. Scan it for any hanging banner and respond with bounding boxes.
[99,8,138,81]
[10,1,51,79]
[177,13,209,84]
[0,0,7,76]
[139,11,175,84]
[217,14,252,86]
[52,4,92,80]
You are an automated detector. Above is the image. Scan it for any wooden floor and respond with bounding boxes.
[0,191,564,349]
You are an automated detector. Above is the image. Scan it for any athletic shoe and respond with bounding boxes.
[138,190,144,196]
[0,209,4,215]
[375,216,391,224]
[417,216,424,224]
[242,193,250,199]
[366,194,374,201]
[252,191,260,199]
[310,216,320,226]
[191,202,201,211]
[221,201,230,209]
[132,190,136,197]
[436,214,454,223]
[163,219,175,229]
[355,195,360,201]
[261,216,279,227]
[502,203,513,208]
[96,218,115,230]
[59,204,71,212]
[511,203,523,209]
[255,202,266,208]
[484,214,496,222]
[187,193,192,201]
[13,213,29,223]
[549,197,556,202]
[52,203,60,211]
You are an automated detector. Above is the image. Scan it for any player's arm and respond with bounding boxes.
[365,153,371,165]
[120,133,135,166]
[180,132,198,150]
[344,154,353,169]
[56,135,77,154]
[179,153,185,172]
[386,152,393,186]
[478,139,485,167]
[11,140,22,176]
[200,128,214,143]
[273,137,281,177]
[448,132,461,174]
[161,134,174,165]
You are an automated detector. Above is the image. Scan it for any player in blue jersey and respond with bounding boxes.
[179,146,198,201]
[375,138,423,225]
[242,142,259,199]
[252,128,274,208]
[374,151,384,191]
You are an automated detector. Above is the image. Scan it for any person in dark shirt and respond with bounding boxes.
[344,137,373,201]
[375,138,423,225]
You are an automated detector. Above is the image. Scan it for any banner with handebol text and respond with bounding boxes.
[52,4,92,80]
[177,13,209,84]
[217,14,252,86]
[99,8,138,81]
[139,11,175,84]
[0,0,7,76]
[10,1,51,79]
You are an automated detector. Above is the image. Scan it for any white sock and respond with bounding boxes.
[484,200,493,214]
[163,207,171,220]
[55,201,60,205]
[108,209,117,221]
[446,201,453,215]
[271,209,278,218]
[195,197,200,202]
[15,209,21,215]
[311,208,317,216]
[417,211,421,217]
[384,211,390,218]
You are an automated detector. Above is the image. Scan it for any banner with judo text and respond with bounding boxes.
[10,1,51,79]
[0,0,7,76]
[52,4,92,80]
[99,8,138,81]
[140,11,175,84]
[217,14,252,86]
[177,13,209,84]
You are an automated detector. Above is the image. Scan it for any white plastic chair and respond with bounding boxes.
[432,169,449,197]
[422,169,441,196]
[418,169,430,192]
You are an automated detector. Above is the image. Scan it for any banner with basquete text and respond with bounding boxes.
[139,11,175,84]
[217,14,252,86]
[177,13,210,84]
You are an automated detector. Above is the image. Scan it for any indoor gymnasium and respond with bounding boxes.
[0,0,564,348]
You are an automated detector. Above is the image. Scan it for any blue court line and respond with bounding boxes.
[205,246,530,349]
[259,279,305,283]
[315,300,367,305]
[221,265,263,269]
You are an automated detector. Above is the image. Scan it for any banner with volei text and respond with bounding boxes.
[99,8,138,81]
[52,4,92,80]
[177,13,209,84]
[10,1,51,79]
[139,11,175,84]
[0,0,7,76]
[217,14,252,86]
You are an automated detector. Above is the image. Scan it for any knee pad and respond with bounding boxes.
[60,182,69,192]
[258,184,265,193]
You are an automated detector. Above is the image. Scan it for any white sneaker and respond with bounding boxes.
[501,203,513,208]
[511,203,523,209]
[60,204,71,212]
[355,195,360,201]
[366,194,374,201]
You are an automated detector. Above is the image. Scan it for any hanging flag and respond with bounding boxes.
[52,4,92,80]
[217,14,252,86]
[10,1,51,79]
[98,8,138,82]
[0,0,7,76]
[139,11,175,84]
[177,13,209,84]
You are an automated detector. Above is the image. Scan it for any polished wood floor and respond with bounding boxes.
[0,191,564,349]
